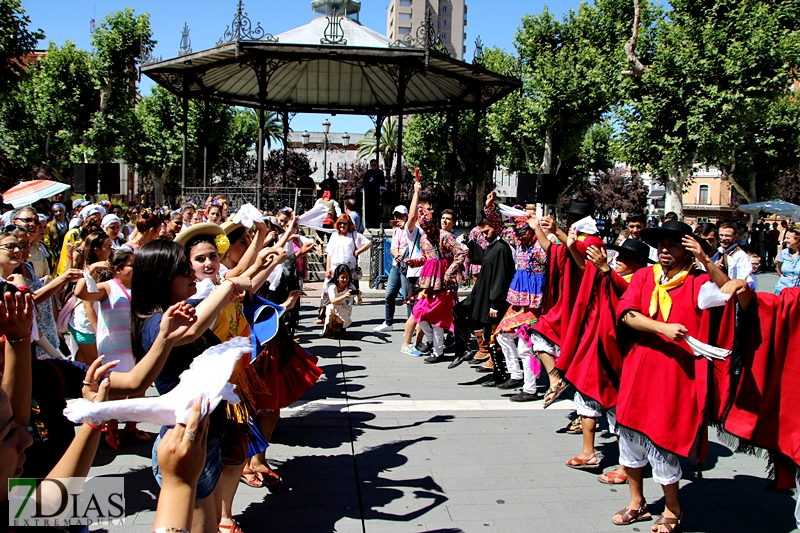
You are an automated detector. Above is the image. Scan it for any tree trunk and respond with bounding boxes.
[539,127,554,174]
[664,167,687,220]
[153,169,167,206]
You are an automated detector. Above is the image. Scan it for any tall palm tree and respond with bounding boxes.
[247,109,285,149]
[356,117,400,176]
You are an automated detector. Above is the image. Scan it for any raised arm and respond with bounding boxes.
[28,268,82,304]
[407,180,422,233]
[530,215,551,252]
[225,220,269,277]
[0,291,34,426]
[683,236,729,288]
[107,302,196,397]
[566,228,586,271]
[176,276,253,346]
[74,277,111,302]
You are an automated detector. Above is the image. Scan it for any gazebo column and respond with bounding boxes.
[374,114,384,189]
[181,96,189,199]
[281,111,290,187]
[396,67,406,189]
[257,108,265,209]
[473,99,486,224]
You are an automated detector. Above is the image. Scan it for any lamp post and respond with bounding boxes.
[301,120,349,181]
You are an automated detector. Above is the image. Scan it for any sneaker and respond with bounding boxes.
[401,344,423,357]
[373,322,393,333]
[416,342,433,354]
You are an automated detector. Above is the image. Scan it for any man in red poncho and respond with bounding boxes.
[558,238,653,486]
[719,278,800,525]
[611,220,733,532]
[529,203,605,407]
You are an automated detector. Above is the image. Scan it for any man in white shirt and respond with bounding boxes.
[716,222,754,288]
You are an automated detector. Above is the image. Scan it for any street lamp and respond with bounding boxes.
[302,120,347,181]
[301,130,310,146]
[342,132,350,148]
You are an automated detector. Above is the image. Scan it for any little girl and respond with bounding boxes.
[74,248,149,448]
[322,264,356,338]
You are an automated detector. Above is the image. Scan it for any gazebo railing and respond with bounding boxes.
[183,187,315,213]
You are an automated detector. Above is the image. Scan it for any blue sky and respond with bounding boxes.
[22,0,575,135]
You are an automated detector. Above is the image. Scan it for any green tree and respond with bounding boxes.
[133,85,187,204]
[356,117,400,176]
[0,0,44,99]
[0,41,95,180]
[83,8,155,164]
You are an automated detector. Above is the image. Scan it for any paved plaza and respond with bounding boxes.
[92,272,796,533]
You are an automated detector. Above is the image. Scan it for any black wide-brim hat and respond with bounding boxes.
[566,202,593,219]
[607,238,655,264]
[640,220,712,255]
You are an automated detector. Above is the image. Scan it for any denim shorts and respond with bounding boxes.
[152,427,222,500]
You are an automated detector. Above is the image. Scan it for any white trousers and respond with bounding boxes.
[418,321,444,356]
[619,427,682,486]
[496,332,538,394]
[573,392,617,435]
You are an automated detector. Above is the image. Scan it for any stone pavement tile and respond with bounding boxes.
[435,475,529,492]
[446,502,550,521]
[493,516,603,533]
[469,487,572,505]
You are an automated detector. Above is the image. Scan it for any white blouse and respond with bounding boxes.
[326,231,370,267]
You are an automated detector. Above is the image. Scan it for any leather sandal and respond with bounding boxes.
[598,470,629,484]
[652,513,682,532]
[542,379,567,409]
[219,519,245,533]
[565,417,583,434]
[565,454,600,469]
[612,504,651,525]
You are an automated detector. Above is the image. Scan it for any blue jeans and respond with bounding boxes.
[152,428,222,500]
[384,264,409,325]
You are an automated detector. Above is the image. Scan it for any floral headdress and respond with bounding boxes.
[417,206,434,225]
[214,234,230,255]
[507,216,530,233]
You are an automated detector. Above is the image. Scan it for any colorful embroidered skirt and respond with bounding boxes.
[412,289,456,329]
[506,271,545,308]
[497,305,538,335]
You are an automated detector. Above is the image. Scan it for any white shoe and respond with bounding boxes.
[373,322,393,333]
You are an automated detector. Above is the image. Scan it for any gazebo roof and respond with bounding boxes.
[141,7,521,115]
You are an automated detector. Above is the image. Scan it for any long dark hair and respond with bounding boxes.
[98,248,134,283]
[83,231,109,266]
[130,240,187,361]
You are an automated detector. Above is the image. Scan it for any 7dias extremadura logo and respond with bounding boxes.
[8,477,125,528]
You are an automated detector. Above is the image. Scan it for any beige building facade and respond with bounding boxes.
[682,168,735,226]
[386,0,468,59]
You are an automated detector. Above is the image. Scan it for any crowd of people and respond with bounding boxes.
[0,193,328,533]
[0,184,797,533]
[370,181,799,531]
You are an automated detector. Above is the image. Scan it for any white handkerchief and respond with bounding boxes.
[297,203,334,233]
[698,281,731,310]
[232,203,264,228]
[571,216,598,235]
[63,337,251,426]
[496,203,528,219]
[83,272,99,293]
[686,335,732,361]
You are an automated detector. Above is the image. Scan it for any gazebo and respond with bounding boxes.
[141,0,521,208]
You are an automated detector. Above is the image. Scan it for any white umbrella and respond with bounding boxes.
[737,199,800,221]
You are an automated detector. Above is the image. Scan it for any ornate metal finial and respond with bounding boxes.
[138,36,160,80]
[389,6,449,65]
[321,7,347,45]
[473,36,484,65]
[217,0,277,45]
[179,22,192,56]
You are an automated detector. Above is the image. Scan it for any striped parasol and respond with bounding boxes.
[3,180,71,208]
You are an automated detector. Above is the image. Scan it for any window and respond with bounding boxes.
[441,19,447,26]
[400,0,412,6]
[399,27,411,34]
[400,13,411,20]
[442,6,447,12]
[441,33,447,38]
[698,184,710,205]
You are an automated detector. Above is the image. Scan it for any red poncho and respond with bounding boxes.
[533,235,605,349]
[616,266,735,461]
[557,263,630,409]
[724,288,800,488]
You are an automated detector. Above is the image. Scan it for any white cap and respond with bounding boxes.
[72,199,89,209]
[68,217,82,230]
[101,214,122,230]
[80,204,106,221]
[392,205,409,215]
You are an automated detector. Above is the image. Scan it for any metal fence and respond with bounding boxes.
[183,187,315,213]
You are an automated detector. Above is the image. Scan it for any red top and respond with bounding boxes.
[558,263,630,409]
[615,265,735,461]
[724,288,800,487]
[533,234,605,348]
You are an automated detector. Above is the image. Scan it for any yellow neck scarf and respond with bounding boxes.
[649,262,691,321]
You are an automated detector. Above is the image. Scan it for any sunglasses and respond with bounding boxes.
[14,217,37,224]
[0,243,21,252]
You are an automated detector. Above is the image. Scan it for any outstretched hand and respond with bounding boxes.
[82,356,117,403]
[160,301,198,342]
[586,245,610,273]
[0,290,34,340]
[485,191,497,207]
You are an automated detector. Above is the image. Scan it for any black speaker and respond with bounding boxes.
[535,174,560,204]
[73,164,98,194]
[516,173,538,204]
[99,163,120,194]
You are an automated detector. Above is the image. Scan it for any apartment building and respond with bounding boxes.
[386,0,468,59]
